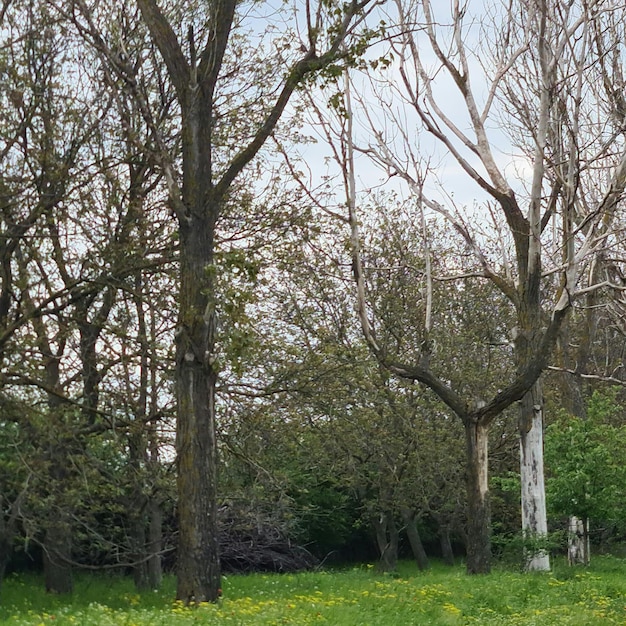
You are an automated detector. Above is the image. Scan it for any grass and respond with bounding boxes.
[0,556,625,625]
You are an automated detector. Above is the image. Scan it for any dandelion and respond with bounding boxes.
[442,602,462,615]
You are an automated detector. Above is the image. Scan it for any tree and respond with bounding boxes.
[0,1,107,591]
[67,0,383,602]
[545,390,626,565]
[302,0,626,573]
[241,197,475,571]
[0,0,181,592]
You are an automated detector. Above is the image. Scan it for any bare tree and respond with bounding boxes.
[333,0,626,573]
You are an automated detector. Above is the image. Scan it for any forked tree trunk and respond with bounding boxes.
[519,381,550,571]
[464,418,491,574]
[402,509,429,570]
[26,303,75,594]
[133,0,374,603]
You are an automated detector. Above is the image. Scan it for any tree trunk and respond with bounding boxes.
[131,512,149,591]
[132,269,162,591]
[128,429,149,591]
[0,507,13,593]
[41,423,73,595]
[401,509,429,570]
[0,537,10,590]
[147,410,163,589]
[43,518,72,594]
[175,215,221,603]
[567,516,589,566]
[130,499,162,590]
[132,0,377,604]
[0,554,7,596]
[439,524,455,566]
[147,499,163,589]
[372,511,399,572]
[519,381,550,571]
[581,517,590,566]
[464,418,491,574]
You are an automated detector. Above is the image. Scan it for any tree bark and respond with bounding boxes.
[31,317,75,594]
[175,213,220,603]
[147,498,163,589]
[567,515,589,566]
[464,418,491,574]
[147,393,163,589]
[43,517,73,594]
[372,511,399,572]
[519,380,550,571]
[42,439,74,595]
[439,524,455,566]
[0,494,20,592]
[402,509,429,570]
[0,525,10,591]
[131,522,149,591]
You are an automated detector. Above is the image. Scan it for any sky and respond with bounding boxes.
[279,0,536,218]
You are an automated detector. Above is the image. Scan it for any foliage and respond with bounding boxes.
[1,557,626,624]
[2,0,626,594]
[492,530,567,569]
[545,390,626,527]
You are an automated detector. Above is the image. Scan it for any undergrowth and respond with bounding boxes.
[0,556,625,625]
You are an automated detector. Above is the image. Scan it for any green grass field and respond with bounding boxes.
[0,557,625,625]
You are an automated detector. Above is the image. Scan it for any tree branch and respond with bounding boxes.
[135,0,190,103]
